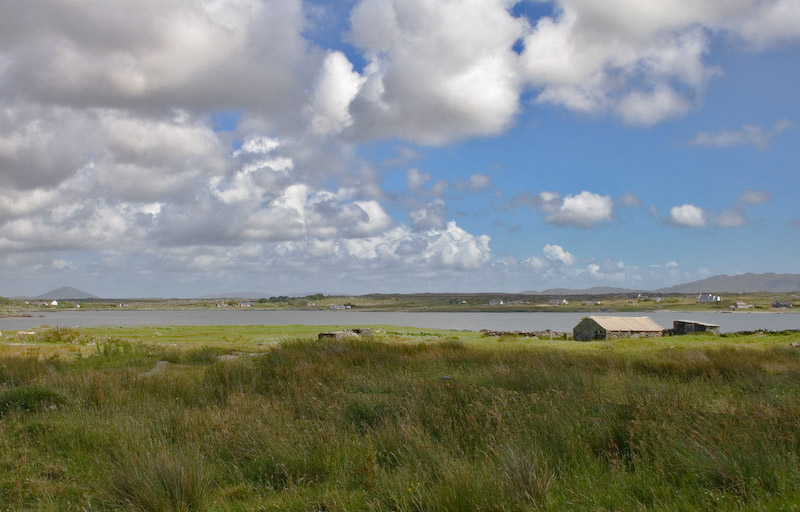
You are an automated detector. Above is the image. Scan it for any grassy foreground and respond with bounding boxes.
[1,327,800,510]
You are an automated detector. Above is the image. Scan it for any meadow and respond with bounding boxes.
[1,326,799,510]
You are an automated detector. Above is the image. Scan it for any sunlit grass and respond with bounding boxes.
[0,327,799,509]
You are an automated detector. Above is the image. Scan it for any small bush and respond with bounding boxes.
[32,327,83,344]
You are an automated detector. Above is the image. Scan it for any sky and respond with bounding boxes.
[0,0,799,298]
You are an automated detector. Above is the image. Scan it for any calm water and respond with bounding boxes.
[2,309,799,333]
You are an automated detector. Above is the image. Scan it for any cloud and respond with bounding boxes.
[523,245,640,285]
[713,209,748,228]
[467,173,493,192]
[545,191,614,228]
[520,6,716,124]
[617,192,642,208]
[712,189,772,227]
[587,260,627,282]
[408,199,447,231]
[406,168,432,192]
[689,119,792,150]
[734,0,800,48]
[518,1,800,125]
[309,51,366,135]
[261,221,491,272]
[0,0,316,116]
[347,0,526,144]
[524,244,577,274]
[667,203,709,228]
[615,85,692,126]
[738,189,772,206]
[511,190,614,228]
[666,190,772,228]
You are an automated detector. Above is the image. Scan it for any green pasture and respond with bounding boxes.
[1,325,799,510]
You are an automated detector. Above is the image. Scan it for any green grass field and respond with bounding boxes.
[1,326,799,510]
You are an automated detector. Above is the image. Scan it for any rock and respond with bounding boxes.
[317,329,372,340]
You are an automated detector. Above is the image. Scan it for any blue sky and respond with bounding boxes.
[0,0,798,297]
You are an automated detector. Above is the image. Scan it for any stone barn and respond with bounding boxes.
[573,316,664,341]
[672,320,720,335]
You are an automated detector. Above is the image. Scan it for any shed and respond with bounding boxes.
[573,316,664,341]
[672,320,720,335]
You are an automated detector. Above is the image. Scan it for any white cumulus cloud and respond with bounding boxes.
[668,204,709,228]
[524,244,577,274]
[545,191,614,228]
[347,0,526,144]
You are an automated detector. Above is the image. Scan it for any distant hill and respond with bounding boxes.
[35,286,100,300]
[657,273,800,294]
[520,286,638,296]
[198,291,269,300]
[519,273,800,296]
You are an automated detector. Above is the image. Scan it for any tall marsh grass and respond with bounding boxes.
[0,335,799,510]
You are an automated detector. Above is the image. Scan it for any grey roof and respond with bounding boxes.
[587,316,663,332]
[674,320,720,328]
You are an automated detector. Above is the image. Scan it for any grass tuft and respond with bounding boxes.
[0,385,66,416]
[109,448,212,512]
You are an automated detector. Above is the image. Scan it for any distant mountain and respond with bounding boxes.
[520,286,639,296]
[518,273,800,296]
[198,291,269,300]
[35,286,100,300]
[657,273,800,294]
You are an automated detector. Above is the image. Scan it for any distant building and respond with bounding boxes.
[573,316,663,341]
[733,301,753,310]
[773,301,793,309]
[548,298,569,306]
[489,299,504,306]
[672,320,720,335]
[50,300,58,307]
[698,293,722,303]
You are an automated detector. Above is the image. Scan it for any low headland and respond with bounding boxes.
[3,290,798,314]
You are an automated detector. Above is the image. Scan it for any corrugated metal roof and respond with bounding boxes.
[588,316,663,332]
[675,320,720,328]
